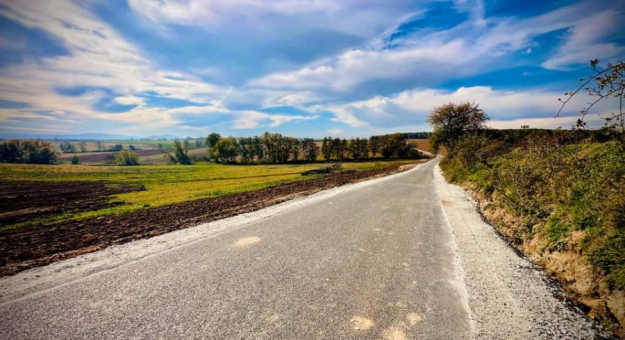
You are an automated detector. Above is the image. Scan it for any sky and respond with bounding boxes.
[0,0,623,138]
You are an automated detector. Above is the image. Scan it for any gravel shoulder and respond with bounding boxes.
[434,162,611,339]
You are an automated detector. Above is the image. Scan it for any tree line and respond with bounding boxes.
[204,132,423,164]
[0,132,425,165]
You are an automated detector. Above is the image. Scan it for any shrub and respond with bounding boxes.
[442,138,625,290]
[70,156,80,164]
[0,139,58,164]
[114,150,140,166]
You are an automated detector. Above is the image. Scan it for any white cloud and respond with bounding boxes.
[0,0,229,131]
[127,0,414,38]
[250,40,478,92]
[248,2,623,94]
[232,111,318,129]
[325,86,608,128]
[542,9,623,70]
[114,96,144,106]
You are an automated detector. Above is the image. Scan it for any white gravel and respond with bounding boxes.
[434,163,608,339]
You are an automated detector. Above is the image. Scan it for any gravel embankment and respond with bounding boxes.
[435,164,611,339]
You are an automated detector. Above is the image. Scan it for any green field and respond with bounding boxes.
[1,160,410,229]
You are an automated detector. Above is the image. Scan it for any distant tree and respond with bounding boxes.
[348,138,368,160]
[251,136,264,162]
[59,141,76,153]
[558,59,624,133]
[129,145,136,151]
[172,140,191,165]
[301,138,318,162]
[287,137,300,162]
[321,137,332,160]
[206,133,222,162]
[114,150,140,166]
[95,140,103,151]
[0,139,58,164]
[157,143,164,149]
[237,137,253,163]
[357,138,369,159]
[331,138,345,161]
[213,138,237,163]
[110,144,123,152]
[206,133,222,149]
[427,102,489,154]
[77,141,87,153]
[70,155,80,164]
[368,136,380,157]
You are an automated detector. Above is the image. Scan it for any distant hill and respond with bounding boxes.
[0,133,186,140]
[144,134,183,140]
[0,132,135,140]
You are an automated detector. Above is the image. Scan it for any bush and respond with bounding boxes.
[114,150,140,166]
[0,139,58,164]
[70,156,80,165]
[442,138,625,290]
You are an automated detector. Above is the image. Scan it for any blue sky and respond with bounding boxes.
[0,0,623,138]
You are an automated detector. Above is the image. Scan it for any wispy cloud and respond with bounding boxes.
[0,0,623,137]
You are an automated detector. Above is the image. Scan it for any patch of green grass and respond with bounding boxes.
[546,216,571,251]
[0,160,412,230]
[589,232,625,290]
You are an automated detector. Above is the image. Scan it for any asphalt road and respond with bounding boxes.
[0,159,472,339]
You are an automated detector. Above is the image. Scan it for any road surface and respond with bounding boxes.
[0,158,602,339]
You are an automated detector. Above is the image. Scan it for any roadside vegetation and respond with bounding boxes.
[429,60,625,331]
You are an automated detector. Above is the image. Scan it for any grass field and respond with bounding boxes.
[0,160,411,230]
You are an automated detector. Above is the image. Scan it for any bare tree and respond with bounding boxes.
[558,59,624,133]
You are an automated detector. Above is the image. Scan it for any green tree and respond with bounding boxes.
[77,141,87,153]
[301,138,318,162]
[427,102,489,155]
[368,136,380,157]
[213,138,237,163]
[172,140,191,165]
[287,137,300,162]
[206,133,222,149]
[114,150,140,166]
[0,139,58,164]
[206,133,222,162]
[70,155,80,164]
[321,137,332,160]
[59,141,75,153]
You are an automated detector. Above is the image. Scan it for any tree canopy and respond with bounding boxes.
[427,102,489,154]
